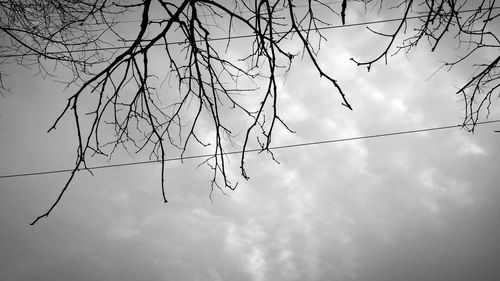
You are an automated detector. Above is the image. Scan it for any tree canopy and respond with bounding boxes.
[0,0,499,224]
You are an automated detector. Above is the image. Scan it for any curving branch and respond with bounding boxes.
[351,0,500,131]
[1,0,498,224]
[1,0,351,224]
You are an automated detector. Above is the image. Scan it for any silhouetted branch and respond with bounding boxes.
[1,0,351,224]
[1,0,499,224]
[351,0,500,131]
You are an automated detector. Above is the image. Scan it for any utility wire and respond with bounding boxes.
[1,6,498,59]
[1,119,499,180]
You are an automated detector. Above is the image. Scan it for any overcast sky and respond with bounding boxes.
[1,1,500,281]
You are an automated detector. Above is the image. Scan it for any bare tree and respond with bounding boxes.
[0,0,498,225]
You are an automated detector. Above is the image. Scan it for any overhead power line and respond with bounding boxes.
[1,119,499,180]
[1,6,498,59]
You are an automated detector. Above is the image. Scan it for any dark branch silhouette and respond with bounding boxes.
[350,0,500,130]
[0,0,498,224]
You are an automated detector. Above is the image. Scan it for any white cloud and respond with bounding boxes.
[458,138,486,155]
[2,3,500,281]
[417,168,474,219]
[248,246,267,281]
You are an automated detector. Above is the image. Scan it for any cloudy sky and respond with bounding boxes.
[1,1,500,281]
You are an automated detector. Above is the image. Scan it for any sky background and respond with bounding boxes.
[1,1,500,281]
